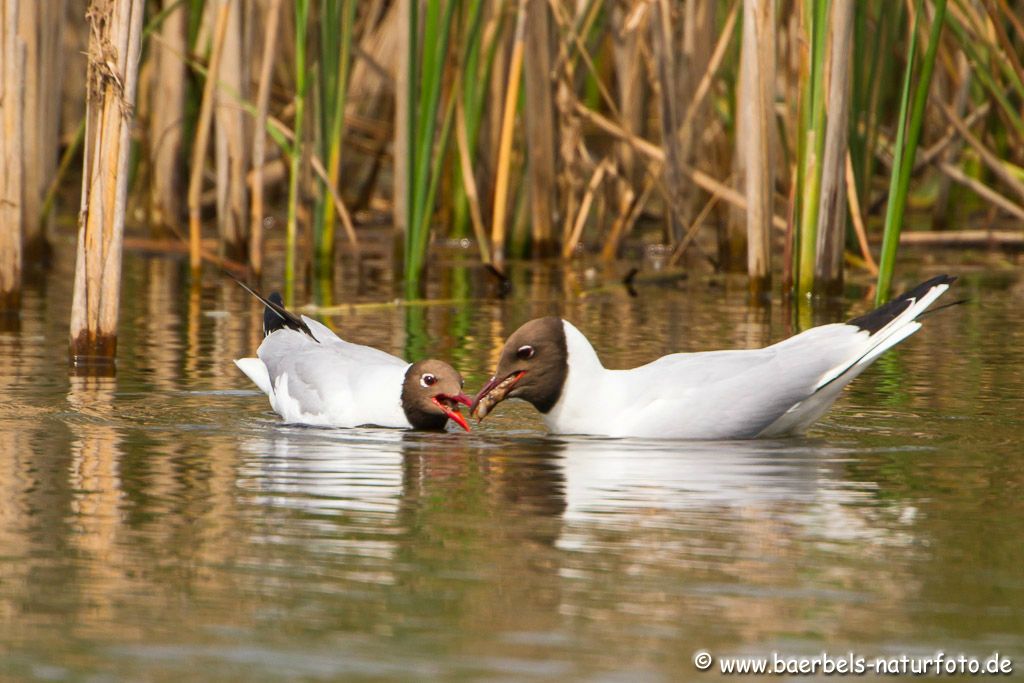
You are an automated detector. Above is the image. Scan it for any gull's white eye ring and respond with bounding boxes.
[420,373,437,388]
[517,345,535,360]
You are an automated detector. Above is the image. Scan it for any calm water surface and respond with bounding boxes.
[1,243,1022,681]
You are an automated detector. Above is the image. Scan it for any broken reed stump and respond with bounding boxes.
[0,0,24,312]
[69,0,145,368]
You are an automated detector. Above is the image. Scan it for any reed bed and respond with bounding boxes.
[3,0,1023,360]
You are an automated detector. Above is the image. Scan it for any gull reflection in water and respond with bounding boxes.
[553,435,921,552]
[237,425,919,552]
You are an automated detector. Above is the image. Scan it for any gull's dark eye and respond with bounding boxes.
[517,345,535,361]
[420,373,437,388]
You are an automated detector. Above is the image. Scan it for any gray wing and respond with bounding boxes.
[614,323,868,438]
[257,321,407,421]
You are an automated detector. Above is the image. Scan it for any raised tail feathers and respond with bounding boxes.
[760,275,956,437]
[815,275,955,391]
[229,275,319,343]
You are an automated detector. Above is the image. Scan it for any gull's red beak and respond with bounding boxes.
[432,394,472,432]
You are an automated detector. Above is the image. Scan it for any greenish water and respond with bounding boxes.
[1,243,1022,681]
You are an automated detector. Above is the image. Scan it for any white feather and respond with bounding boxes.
[235,318,413,429]
[542,279,951,439]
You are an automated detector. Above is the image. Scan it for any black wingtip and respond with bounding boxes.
[227,274,319,343]
[263,292,287,336]
[848,274,957,334]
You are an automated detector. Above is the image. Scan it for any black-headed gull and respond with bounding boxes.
[235,286,471,431]
[471,275,956,439]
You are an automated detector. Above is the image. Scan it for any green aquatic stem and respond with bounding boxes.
[316,0,356,274]
[405,0,457,299]
[285,0,310,307]
[796,0,830,297]
[876,0,947,305]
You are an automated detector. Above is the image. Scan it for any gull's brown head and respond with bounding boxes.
[401,359,472,431]
[471,317,568,421]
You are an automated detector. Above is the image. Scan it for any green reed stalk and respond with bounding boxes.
[285,0,310,306]
[405,0,456,299]
[316,0,356,274]
[451,0,488,238]
[796,0,829,297]
[850,1,899,209]
[875,0,947,304]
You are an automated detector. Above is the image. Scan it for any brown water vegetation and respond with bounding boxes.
[0,1,1021,358]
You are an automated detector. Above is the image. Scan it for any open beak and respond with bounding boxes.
[432,393,472,432]
[470,371,525,421]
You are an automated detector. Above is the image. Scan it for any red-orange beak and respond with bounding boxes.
[432,393,472,432]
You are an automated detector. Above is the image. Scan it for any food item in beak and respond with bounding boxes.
[472,372,524,420]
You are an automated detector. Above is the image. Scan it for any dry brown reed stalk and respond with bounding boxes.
[549,0,589,260]
[481,0,512,216]
[601,174,654,261]
[575,103,788,231]
[936,160,1024,220]
[394,0,409,234]
[523,0,557,256]
[611,3,643,188]
[122,236,248,274]
[738,0,776,294]
[249,0,283,277]
[938,100,1024,204]
[69,0,145,364]
[679,1,738,147]
[187,3,231,272]
[932,51,970,228]
[679,1,716,218]
[214,0,250,261]
[18,1,64,258]
[669,190,725,267]
[562,157,610,258]
[149,0,185,233]
[0,0,23,310]
[490,0,527,270]
[455,97,492,264]
[897,229,1024,246]
[309,154,359,248]
[813,0,853,294]
[650,0,686,243]
[844,151,877,274]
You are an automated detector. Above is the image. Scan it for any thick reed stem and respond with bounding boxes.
[0,0,23,310]
[149,0,185,234]
[187,4,231,273]
[69,0,145,365]
[18,0,65,260]
[523,0,557,257]
[249,0,283,278]
[739,0,775,295]
[489,0,526,270]
[814,0,854,295]
[214,0,250,261]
